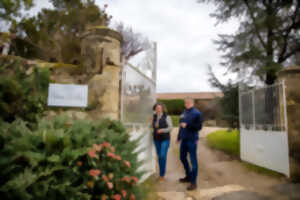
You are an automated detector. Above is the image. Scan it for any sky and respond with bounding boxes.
[29,0,239,93]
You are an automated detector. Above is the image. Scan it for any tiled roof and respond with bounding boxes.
[157,92,223,100]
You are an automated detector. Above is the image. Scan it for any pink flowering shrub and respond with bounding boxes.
[76,141,142,200]
[0,117,147,200]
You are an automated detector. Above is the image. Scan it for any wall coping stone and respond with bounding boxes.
[278,66,300,78]
[80,27,123,43]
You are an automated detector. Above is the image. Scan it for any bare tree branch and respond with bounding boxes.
[114,22,150,60]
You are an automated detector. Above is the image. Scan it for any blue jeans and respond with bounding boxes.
[154,139,170,177]
[180,140,198,184]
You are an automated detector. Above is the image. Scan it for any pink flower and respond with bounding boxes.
[121,190,127,198]
[121,176,131,183]
[124,160,131,168]
[88,150,97,158]
[113,194,121,200]
[108,173,114,180]
[130,194,136,200]
[101,195,108,200]
[102,175,109,182]
[93,144,102,152]
[89,169,101,177]
[132,176,138,184]
[107,182,114,189]
[107,152,115,158]
[115,155,121,161]
[110,146,115,152]
[102,142,111,148]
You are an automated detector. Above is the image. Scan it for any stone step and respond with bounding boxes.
[156,185,246,200]
[156,192,186,200]
[187,184,245,200]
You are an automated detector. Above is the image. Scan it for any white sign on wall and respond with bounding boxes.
[48,83,88,108]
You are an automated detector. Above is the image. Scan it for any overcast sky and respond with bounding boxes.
[32,0,239,93]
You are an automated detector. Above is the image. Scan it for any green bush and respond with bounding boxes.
[0,56,50,124]
[0,116,147,200]
[206,129,240,156]
[170,115,180,127]
[158,99,184,115]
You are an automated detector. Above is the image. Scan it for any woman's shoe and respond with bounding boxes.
[159,176,165,182]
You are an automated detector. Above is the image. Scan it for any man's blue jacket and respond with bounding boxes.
[177,107,203,142]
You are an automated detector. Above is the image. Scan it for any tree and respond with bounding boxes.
[0,0,33,23]
[207,66,239,128]
[114,22,150,60]
[9,0,111,62]
[198,0,300,84]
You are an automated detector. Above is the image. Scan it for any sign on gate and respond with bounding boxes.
[48,83,88,108]
[121,42,157,181]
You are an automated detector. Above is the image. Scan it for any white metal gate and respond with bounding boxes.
[239,81,290,177]
[120,42,157,181]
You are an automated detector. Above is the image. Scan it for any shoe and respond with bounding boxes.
[187,183,197,191]
[159,177,165,182]
[179,177,190,183]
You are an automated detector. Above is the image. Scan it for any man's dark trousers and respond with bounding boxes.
[178,107,202,185]
[180,140,198,184]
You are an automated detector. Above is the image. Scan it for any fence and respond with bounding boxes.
[121,42,157,181]
[239,81,290,176]
[240,82,287,131]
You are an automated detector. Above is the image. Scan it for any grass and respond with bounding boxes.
[142,175,160,200]
[206,129,283,177]
[170,115,180,127]
[206,129,240,156]
[243,162,283,177]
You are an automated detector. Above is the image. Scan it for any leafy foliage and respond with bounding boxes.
[208,66,239,128]
[0,116,146,200]
[170,115,180,127]
[0,0,33,22]
[0,56,50,123]
[198,0,300,84]
[158,99,185,115]
[9,0,111,63]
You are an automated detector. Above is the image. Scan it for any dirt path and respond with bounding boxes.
[154,127,299,200]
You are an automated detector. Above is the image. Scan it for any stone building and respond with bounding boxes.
[278,66,300,181]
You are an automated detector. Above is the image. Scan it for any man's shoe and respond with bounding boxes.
[187,183,197,191]
[179,177,190,183]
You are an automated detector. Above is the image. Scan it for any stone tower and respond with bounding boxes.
[80,26,123,120]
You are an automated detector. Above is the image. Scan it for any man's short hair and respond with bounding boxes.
[184,97,194,103]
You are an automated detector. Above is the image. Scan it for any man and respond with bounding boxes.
[177,97,203,190]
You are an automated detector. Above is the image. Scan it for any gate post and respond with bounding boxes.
[278,66,300,181]
[80,27,123,120]
[252,90,256,130]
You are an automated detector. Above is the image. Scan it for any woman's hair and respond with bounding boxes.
[153,102,167,113]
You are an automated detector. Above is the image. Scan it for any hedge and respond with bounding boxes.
[158,99,184,115]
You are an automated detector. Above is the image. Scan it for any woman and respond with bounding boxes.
[152,103,173,181]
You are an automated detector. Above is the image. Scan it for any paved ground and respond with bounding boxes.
[152,127,300,200]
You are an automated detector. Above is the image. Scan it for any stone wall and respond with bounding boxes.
[278,66,300,181]
[42,27,122,121]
